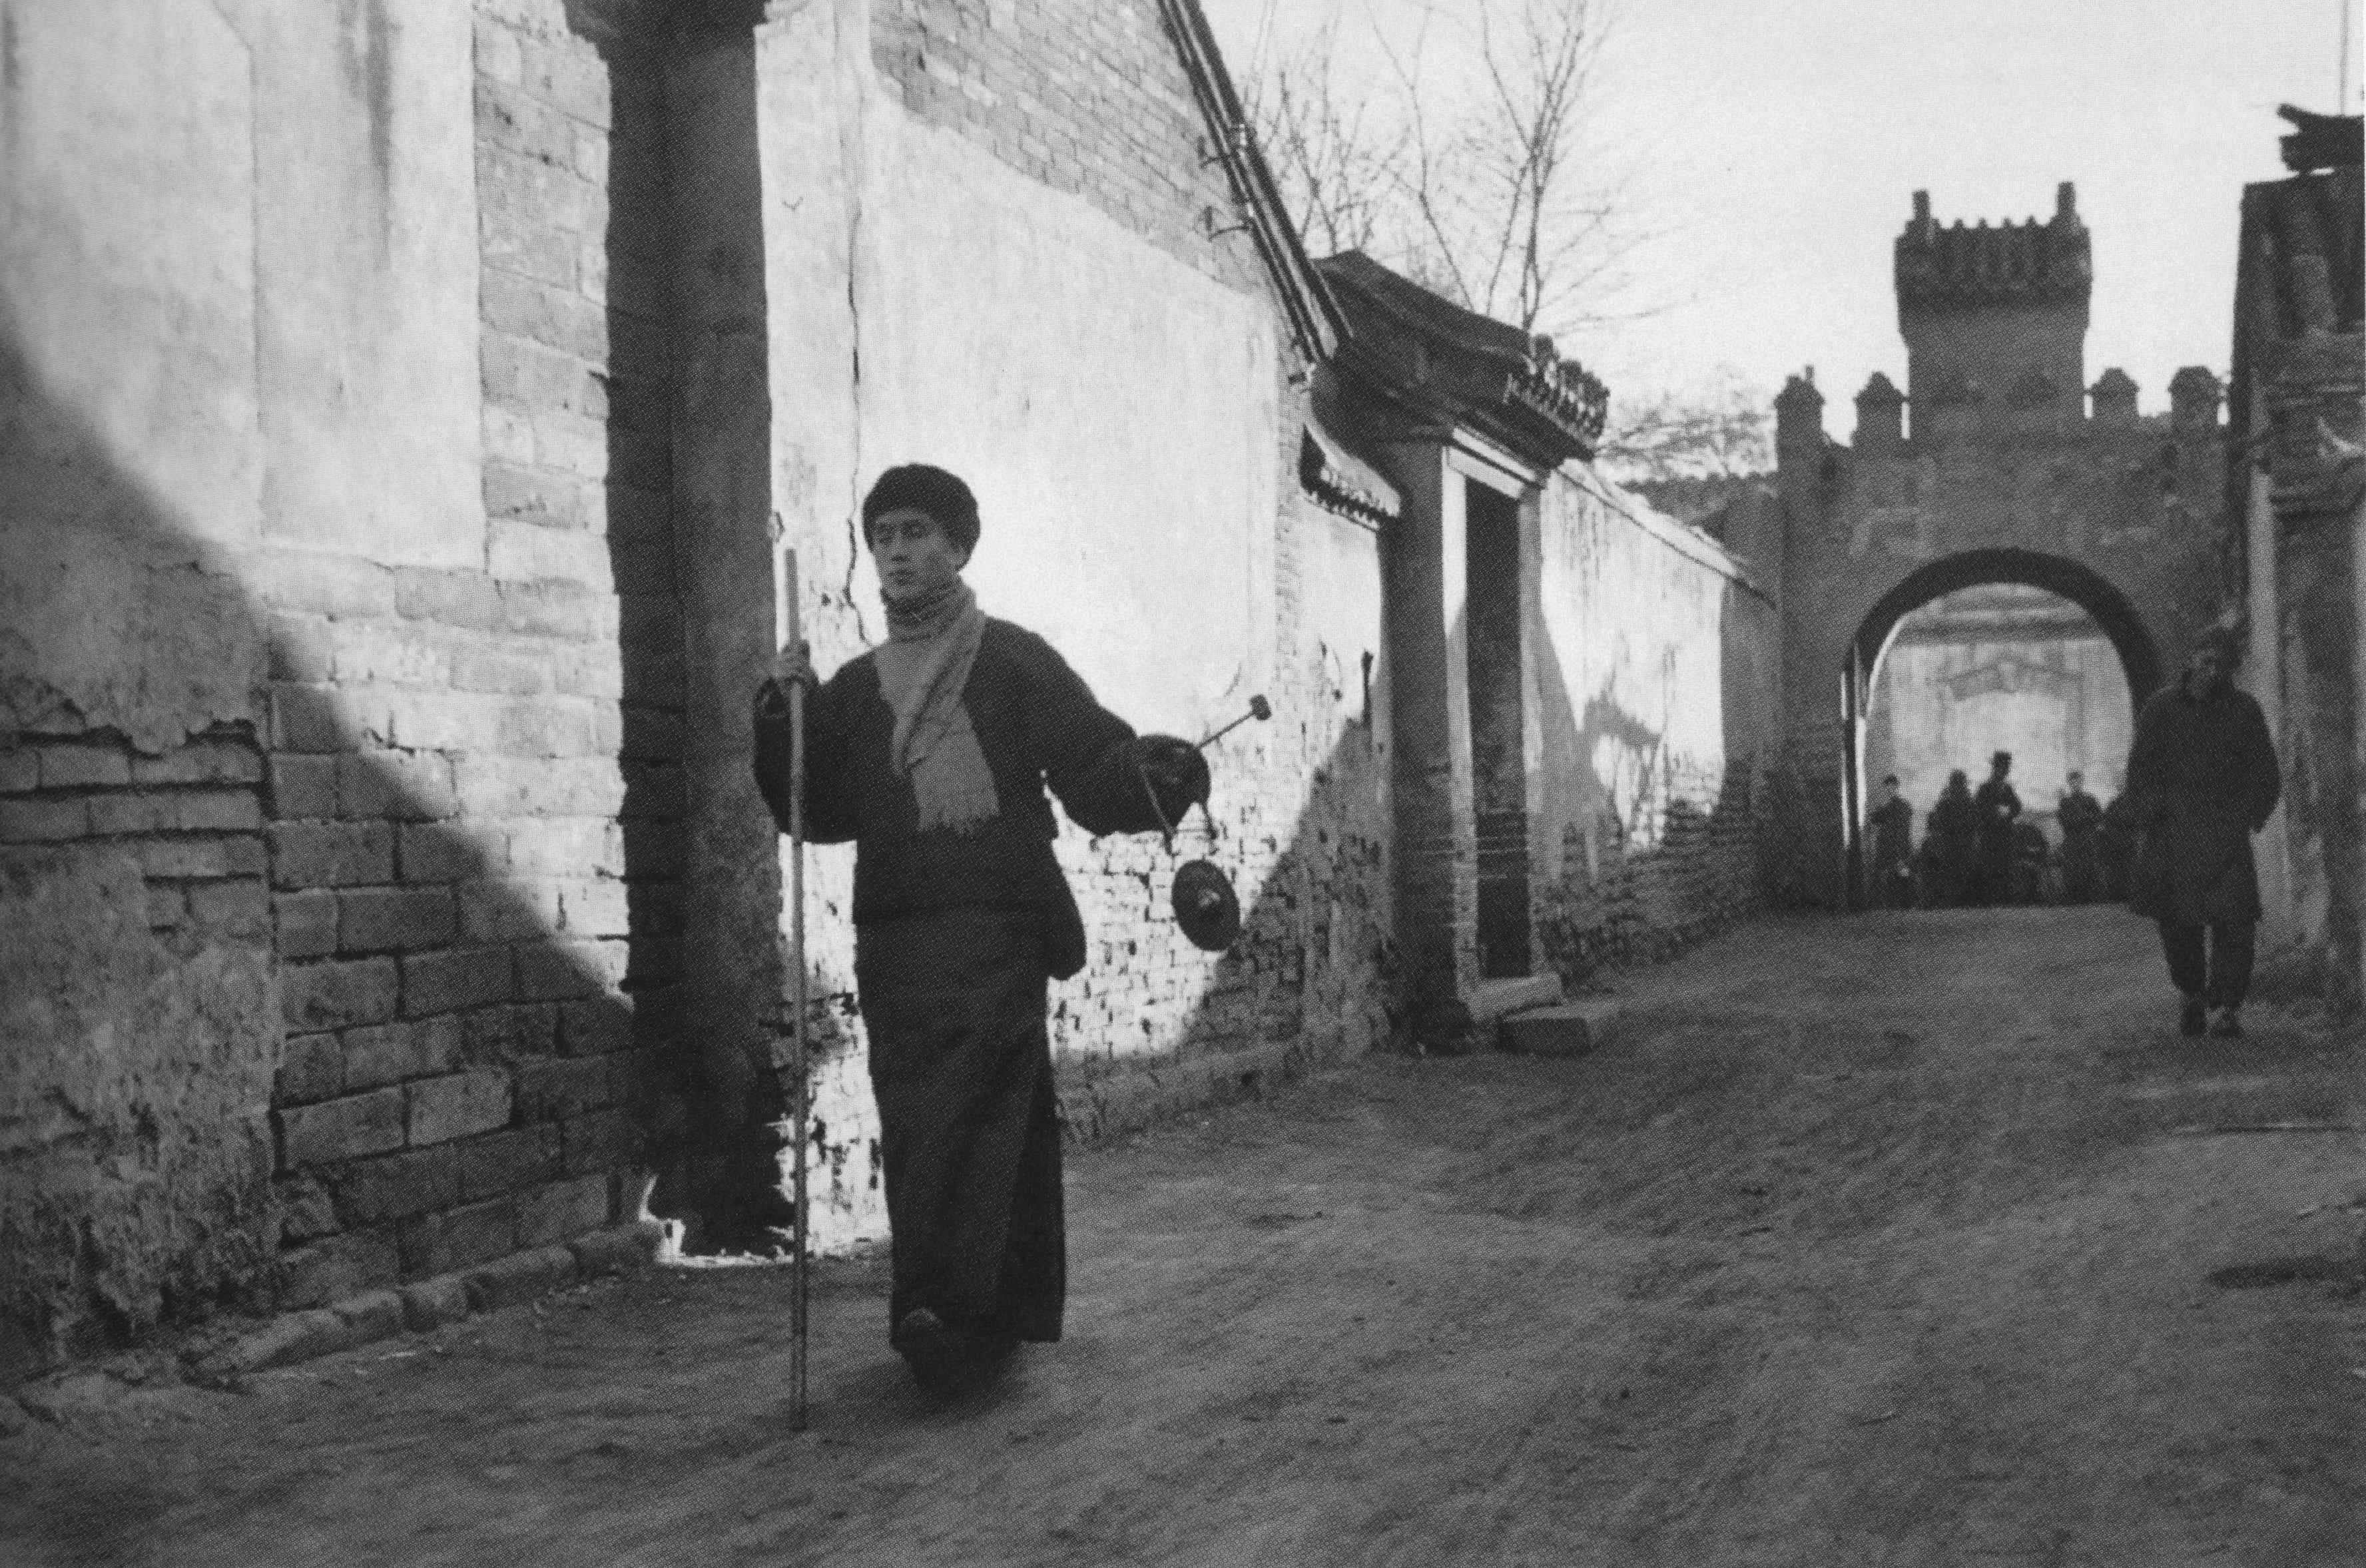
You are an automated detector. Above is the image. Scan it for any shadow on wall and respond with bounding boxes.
[0,52,779,1374]
[1050,663,1400,1141]
[1522,574,1788,991]
[1063,543,1788,1130]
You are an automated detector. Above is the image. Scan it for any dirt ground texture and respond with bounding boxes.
[5,908,2362,1567]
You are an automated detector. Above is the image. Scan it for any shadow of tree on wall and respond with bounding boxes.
[1520,549,1788,994]
[1532,671,1776,986]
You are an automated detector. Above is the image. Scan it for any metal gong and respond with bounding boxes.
[1170,858,1241,951]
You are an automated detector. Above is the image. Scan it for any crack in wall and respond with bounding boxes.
[837,0,870,649]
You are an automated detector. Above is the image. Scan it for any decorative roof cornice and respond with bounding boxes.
[1313,252,1610,467]
[1299,431,1398,526]
[2227,150,2364,535]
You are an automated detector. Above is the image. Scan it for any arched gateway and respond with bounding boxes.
[1739,184,2228,906]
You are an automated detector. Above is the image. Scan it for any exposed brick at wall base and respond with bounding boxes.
[1053,711,1395,1087]
[239,0,680,1314]
[244,0,677,1322]
[2,0,675,1380]
[1533,761,1787,985]
[0,789,279,1382]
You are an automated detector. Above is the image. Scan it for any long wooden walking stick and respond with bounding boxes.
[782,550,812,1431]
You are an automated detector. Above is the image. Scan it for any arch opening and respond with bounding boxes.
[1837,549,2164,910]
[1854,549,2164,707]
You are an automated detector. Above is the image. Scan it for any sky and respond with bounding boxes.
[1199,0,2359,423]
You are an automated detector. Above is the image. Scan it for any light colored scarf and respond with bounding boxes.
[872,579,1000,833]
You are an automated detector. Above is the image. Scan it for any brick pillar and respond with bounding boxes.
[659,15,791,1245]
[1382,441,1477,1024]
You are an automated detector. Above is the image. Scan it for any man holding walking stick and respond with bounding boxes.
[753,463,1207,1395]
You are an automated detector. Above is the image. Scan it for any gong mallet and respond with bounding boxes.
[1137,694,1271,846]
[779,550,812,1432]
[1197,694,1272,750]
[1149,696,1272,951]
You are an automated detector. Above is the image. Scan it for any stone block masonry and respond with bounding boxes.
[243,0,681,1324]
[0,0,679,1382]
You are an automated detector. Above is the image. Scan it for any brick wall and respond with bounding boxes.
[1,734,269,939]
[250,0,671,1308]
[858,0,1399,1103]
[2,1,676,1372]
[1528,487,1789,985]
[871,0,1261,296]
[1533,757,1778,981]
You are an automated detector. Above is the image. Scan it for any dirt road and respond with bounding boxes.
[6,908,2361,1566]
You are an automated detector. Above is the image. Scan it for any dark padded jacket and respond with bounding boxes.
[752,619,1169,977]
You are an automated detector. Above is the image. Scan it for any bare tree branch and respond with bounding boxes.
[1243,0,1643,342]
[1596,372,1775,485]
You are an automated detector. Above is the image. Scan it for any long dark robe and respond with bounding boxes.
[2058,789,2104,902]
[2100,794,2138,900]
[2124,681,2281,925]
[856,909,1065,1340]
[1972,778,2021,904]
[1927,789,1980,906]
[1869,796,1915,906]
[1869,796,1914,871]
[752,615,1172,1345]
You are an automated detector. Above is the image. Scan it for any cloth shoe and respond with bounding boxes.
[2178,995,2207,1037]
[892,1307,967,1392]
[2207,1007,2244,1039]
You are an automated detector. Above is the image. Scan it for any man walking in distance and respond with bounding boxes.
[2056,770,2104,904]
[1972,751,2022,906]
[1868,774,1916,909]
[2126,626,2281,1038]
[752,463,1206,1392]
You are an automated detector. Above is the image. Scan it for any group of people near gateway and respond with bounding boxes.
[1862,624,2281,1039]
[1868,753,2126,910]
[752,463,2285,1396]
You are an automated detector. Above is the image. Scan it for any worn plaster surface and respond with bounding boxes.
[755,0,1301,1248]
[0,849,277,1377]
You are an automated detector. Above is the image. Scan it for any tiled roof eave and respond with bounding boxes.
[1315,252,1611,465]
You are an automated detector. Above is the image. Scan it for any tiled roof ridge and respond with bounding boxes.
[1315,250,1612,461]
